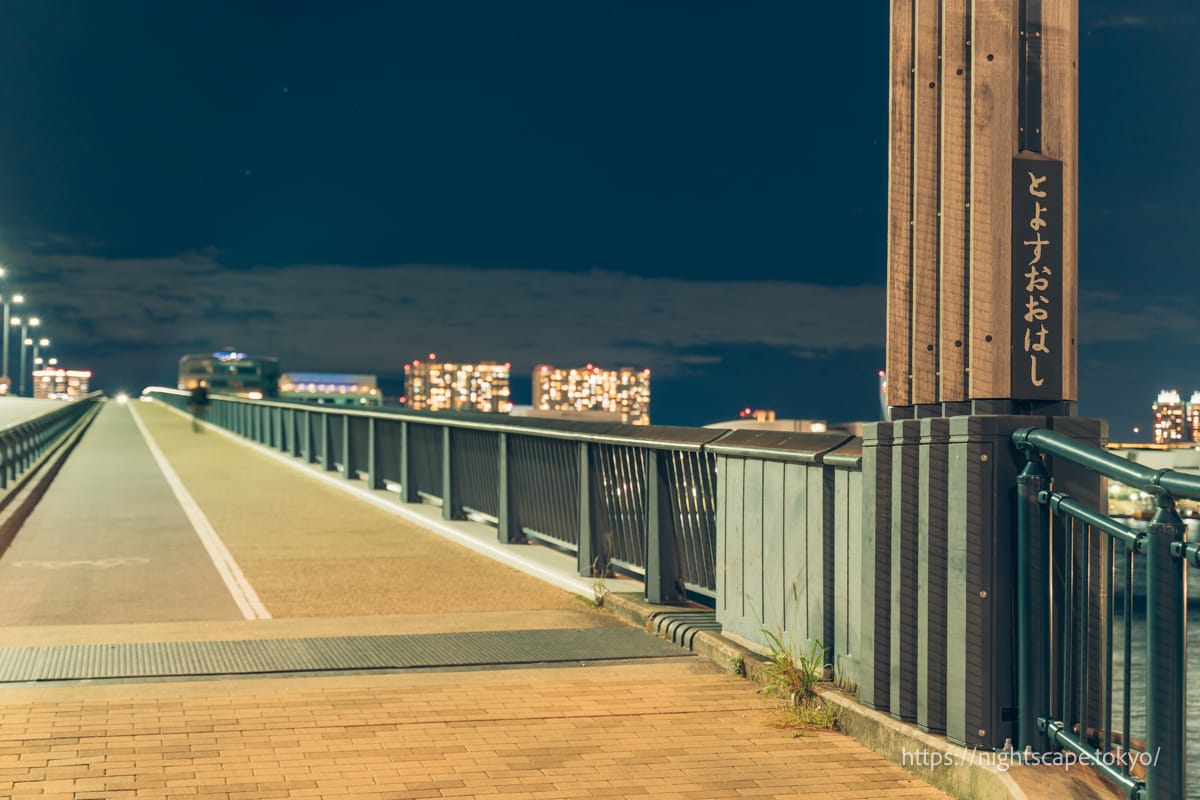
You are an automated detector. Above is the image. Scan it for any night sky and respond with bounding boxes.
[0,1,1196,435]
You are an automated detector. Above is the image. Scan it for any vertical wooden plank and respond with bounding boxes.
[846,469,864,689]
[917,418,950,734]
[968,0,1018,399]
[716,454,729,616]
[744,460,765,630]
[946,430,968,743]
[890,419,921,722]
[834,469,851,675]
[784,462,808,643]
[762,461,786,635]
[939,0,971,401]
[860,422,893,711]
[724,457,745,626]
[910,0,940,404]
[1041,0,1078,400]
[806,466,828,652]
[887,0,916,408]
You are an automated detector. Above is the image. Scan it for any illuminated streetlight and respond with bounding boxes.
[0,279,22,395]
[15,316,39,397]
[31,337,49,395]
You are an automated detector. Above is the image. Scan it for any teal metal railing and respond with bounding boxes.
[143,388,866,690]
[1014,427,1197,800]
[0,393,104,493]
[145,387,729,604]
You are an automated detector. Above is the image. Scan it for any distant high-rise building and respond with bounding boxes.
[1153,389,1186,444]
[533,364,651,425]
[33,368,91,400]
[1190,392,1200,443]
[404,355,512,414]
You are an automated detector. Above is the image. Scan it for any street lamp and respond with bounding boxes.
[15,316,39,397]
[0,289,22,396]
[31,338,48,397]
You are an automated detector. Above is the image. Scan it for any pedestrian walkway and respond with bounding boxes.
[0,399,952,799]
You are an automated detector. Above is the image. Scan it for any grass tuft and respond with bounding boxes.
[758,629,840,731]
[590,557,611,607]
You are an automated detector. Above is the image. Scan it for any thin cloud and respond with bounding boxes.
[1089,15,1148,29]
[1080,290,1200,343]
[10,252,885,380]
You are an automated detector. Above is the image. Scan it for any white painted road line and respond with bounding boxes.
[128,403,271,620]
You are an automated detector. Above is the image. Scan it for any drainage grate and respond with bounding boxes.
[0,627,690,683]
[650,611,721,649]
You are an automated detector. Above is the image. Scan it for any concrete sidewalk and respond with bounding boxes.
[0,400,952,799]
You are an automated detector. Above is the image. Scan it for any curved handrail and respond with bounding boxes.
[1012,427,1200,501]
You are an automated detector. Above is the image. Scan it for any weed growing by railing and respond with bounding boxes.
[759,628,841,731]
[591,557,611,607]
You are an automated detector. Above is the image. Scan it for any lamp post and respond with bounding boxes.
[31,338,48,398]
[0,288,21,396]
[15,316,38,397]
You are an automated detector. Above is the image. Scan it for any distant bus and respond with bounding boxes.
[178,352,280,399]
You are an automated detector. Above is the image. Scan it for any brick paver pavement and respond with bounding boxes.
[0,400,952,799]
[0,661,949,800]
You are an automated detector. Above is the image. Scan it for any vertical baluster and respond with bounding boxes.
[1103,535,1114,760]
[1122,543,1133,776]
[1077,521,1089,748]
[1070,520,1080,734]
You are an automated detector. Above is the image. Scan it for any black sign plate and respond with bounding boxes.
[1011,156,1063,400]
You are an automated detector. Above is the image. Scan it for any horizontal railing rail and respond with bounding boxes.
[1013,426,1194,800]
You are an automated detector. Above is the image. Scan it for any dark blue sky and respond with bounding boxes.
[0,1,1196,434]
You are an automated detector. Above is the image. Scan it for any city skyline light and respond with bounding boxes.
[0,2,1194,433]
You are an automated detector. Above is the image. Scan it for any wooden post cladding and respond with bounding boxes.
[886,0,1077,410]
[1040,0,1079,399]
[886,0,916,408]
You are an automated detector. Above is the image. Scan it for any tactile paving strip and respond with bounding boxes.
[0,627,689,683]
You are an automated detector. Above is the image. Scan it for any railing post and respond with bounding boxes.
[399,422,416,502]
[497,433,521,543]
[342,414,353,479]
[577,441,596,577]
[442,427,456,520]
[1016,446,1052,753]
[367,417,381,489]
[645,449,685,604]
[1145,494,1186,798]
[320,413,333,471]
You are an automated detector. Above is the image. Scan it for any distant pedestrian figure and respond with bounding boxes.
[188,383,210,432]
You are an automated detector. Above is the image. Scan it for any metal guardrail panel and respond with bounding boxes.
[406,422,443,501]
[452,428,499,518]
[1014,424,1190,799]
[590,443,648,572]
[510,435,579,548]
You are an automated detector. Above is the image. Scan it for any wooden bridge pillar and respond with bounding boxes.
[885,0,1078,418]
[864,0,1091,753]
